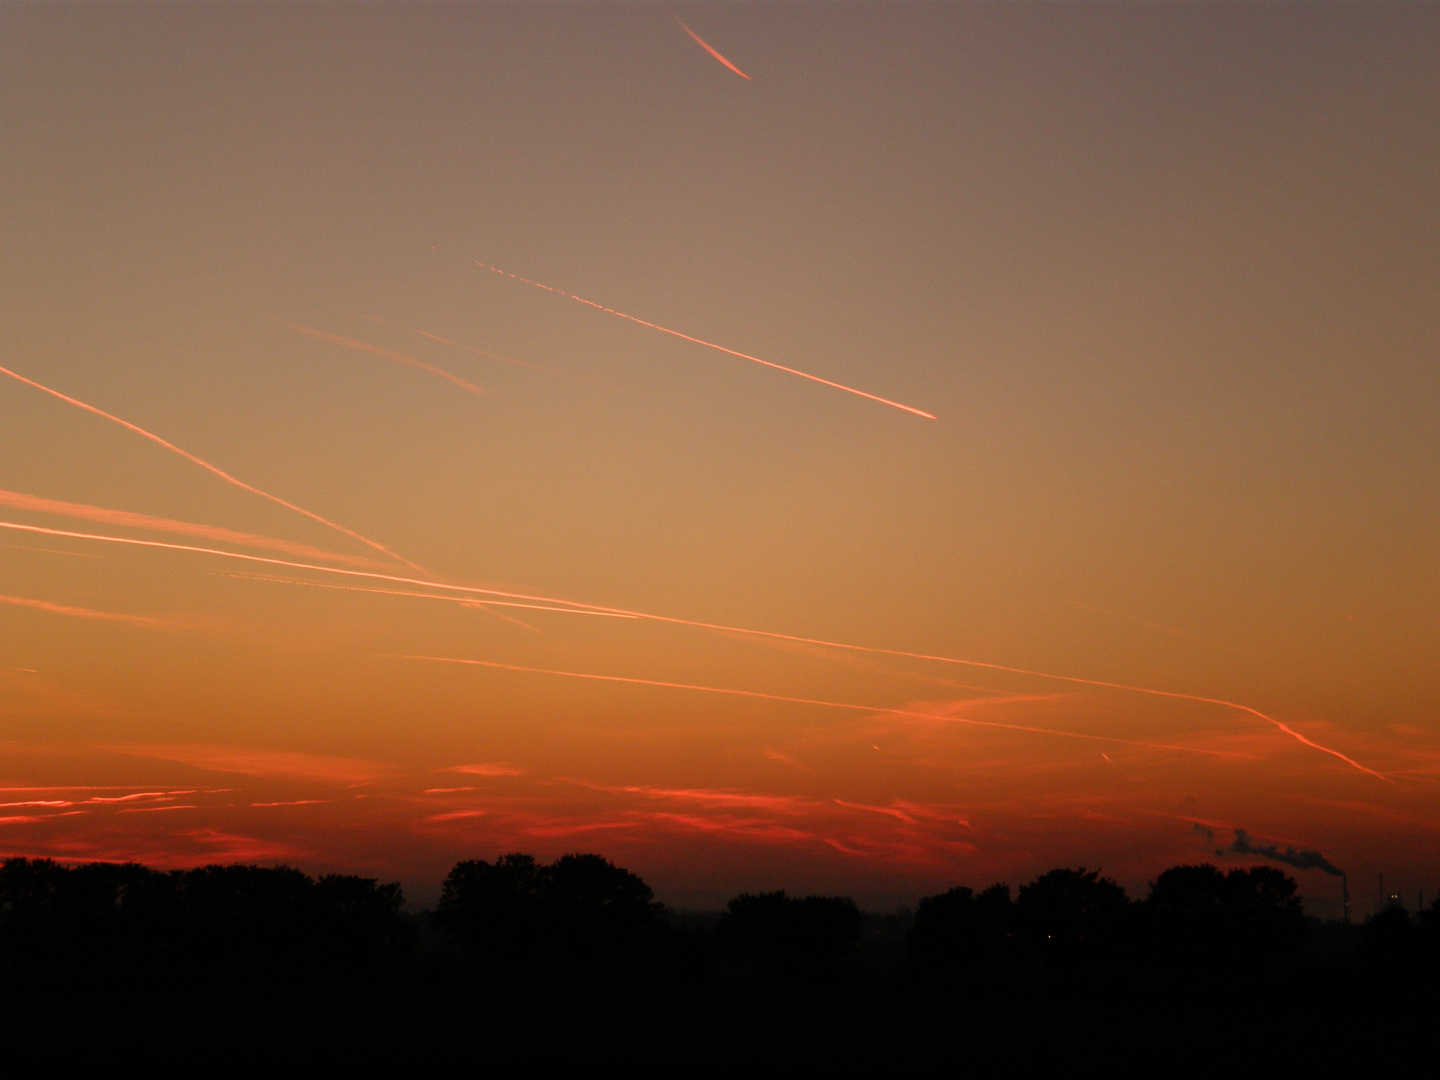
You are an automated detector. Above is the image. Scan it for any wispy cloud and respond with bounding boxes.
[0,362,420,570]
[108,745,390,785]
[0,593,173,629]
[0,489,381,568]
[281,322,485,396]
[444,762,524,778]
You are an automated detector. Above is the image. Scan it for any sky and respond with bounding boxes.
[0,2,1436,913]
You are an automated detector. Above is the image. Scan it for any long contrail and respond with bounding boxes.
[0,594,169,629]
[280,322,485,396]
[0,516,1383,780]
[229,573,637,618]
[0,363,422,571]
[673,15,752,80]
[357,316,565,378]
[0,489,380,568]
[396,654,1254,760]
[478,263,937,420]
[611,616,1391,781]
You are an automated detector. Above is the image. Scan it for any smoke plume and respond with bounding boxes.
[1222,828,1344,877]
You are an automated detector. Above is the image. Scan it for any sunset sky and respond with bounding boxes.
[1,2,1435,913]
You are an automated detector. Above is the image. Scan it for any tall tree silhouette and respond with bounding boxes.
[718,891,863,977]
[908,882,1014,975]
[436,853,662,971]
[1016,868,1131,967]
[1144,863,1305,970]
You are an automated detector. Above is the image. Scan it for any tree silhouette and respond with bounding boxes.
[436,853,545,963]
[1016,868,1131,967]
[0,857,409,980]
[436,852,662,971]
[718,891,863,977]
[1364,904,1415,975]
[541,853,661,961]
[908,882,1014,975]
[1144,863,1304,970]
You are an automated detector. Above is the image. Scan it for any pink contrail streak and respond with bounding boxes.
[479,263,936,419]
[0,489,379,569]
[632,619,1390,781]
[357,316,563,378]
[0,517,1379,779]
[230,573,638,618]
[0,363,421,571]
[280,322,485,396]
[397,654,1253,760]
[0,594,168,628]
[673,15,752,80]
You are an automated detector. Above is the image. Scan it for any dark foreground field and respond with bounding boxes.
[3,854,1435,1071]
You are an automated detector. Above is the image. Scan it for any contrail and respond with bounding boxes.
[0,594,169,629]
[478,263,937,420]
[1064,600,1262,661]
[676,627,1391,782]
[0,489,380,568]
[228,573,638,619]
[279,322,485,396]
[0,363,422,571]
[395,654,1254,760]
[0,515,1382,779]
[0,523,627,625]
[673,14,752,80]
[357,316,565,378]
[0,520,626,609]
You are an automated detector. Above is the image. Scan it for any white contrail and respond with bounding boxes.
[0,363,422,571]
[478,263,937,419]
[0,517,1385,781]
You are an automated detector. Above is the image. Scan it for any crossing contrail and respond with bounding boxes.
[0,516,1382,779]
[0,362,423,571]
[478,263,937,419]
[0,489,379,568]
[280,322,485,396]
[395,654,1254,760]
[229,573,637,619]
[673,15,752,80]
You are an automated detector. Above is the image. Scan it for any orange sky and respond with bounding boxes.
[1,3,1436,912]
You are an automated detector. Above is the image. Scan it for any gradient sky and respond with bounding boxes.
[1,2,1435,913]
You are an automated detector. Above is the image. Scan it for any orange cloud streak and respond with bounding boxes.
[478,263,936,419]
[0,489,379,568]
[108,744,389,785]
[0,594,170,629]
[0,516,1370,777]
[446,763,524,777]
[0,363,421,570]
[280,322,485,396]
[398,654,1253,760]
[672,15,752,80]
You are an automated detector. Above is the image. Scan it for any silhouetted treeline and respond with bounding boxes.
[6,853,1440,992]
[4,854,1439,1067]
[717,891,863,977]
[908,864,1320,976]
[0,857,411,985]
[435,852,663,973]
